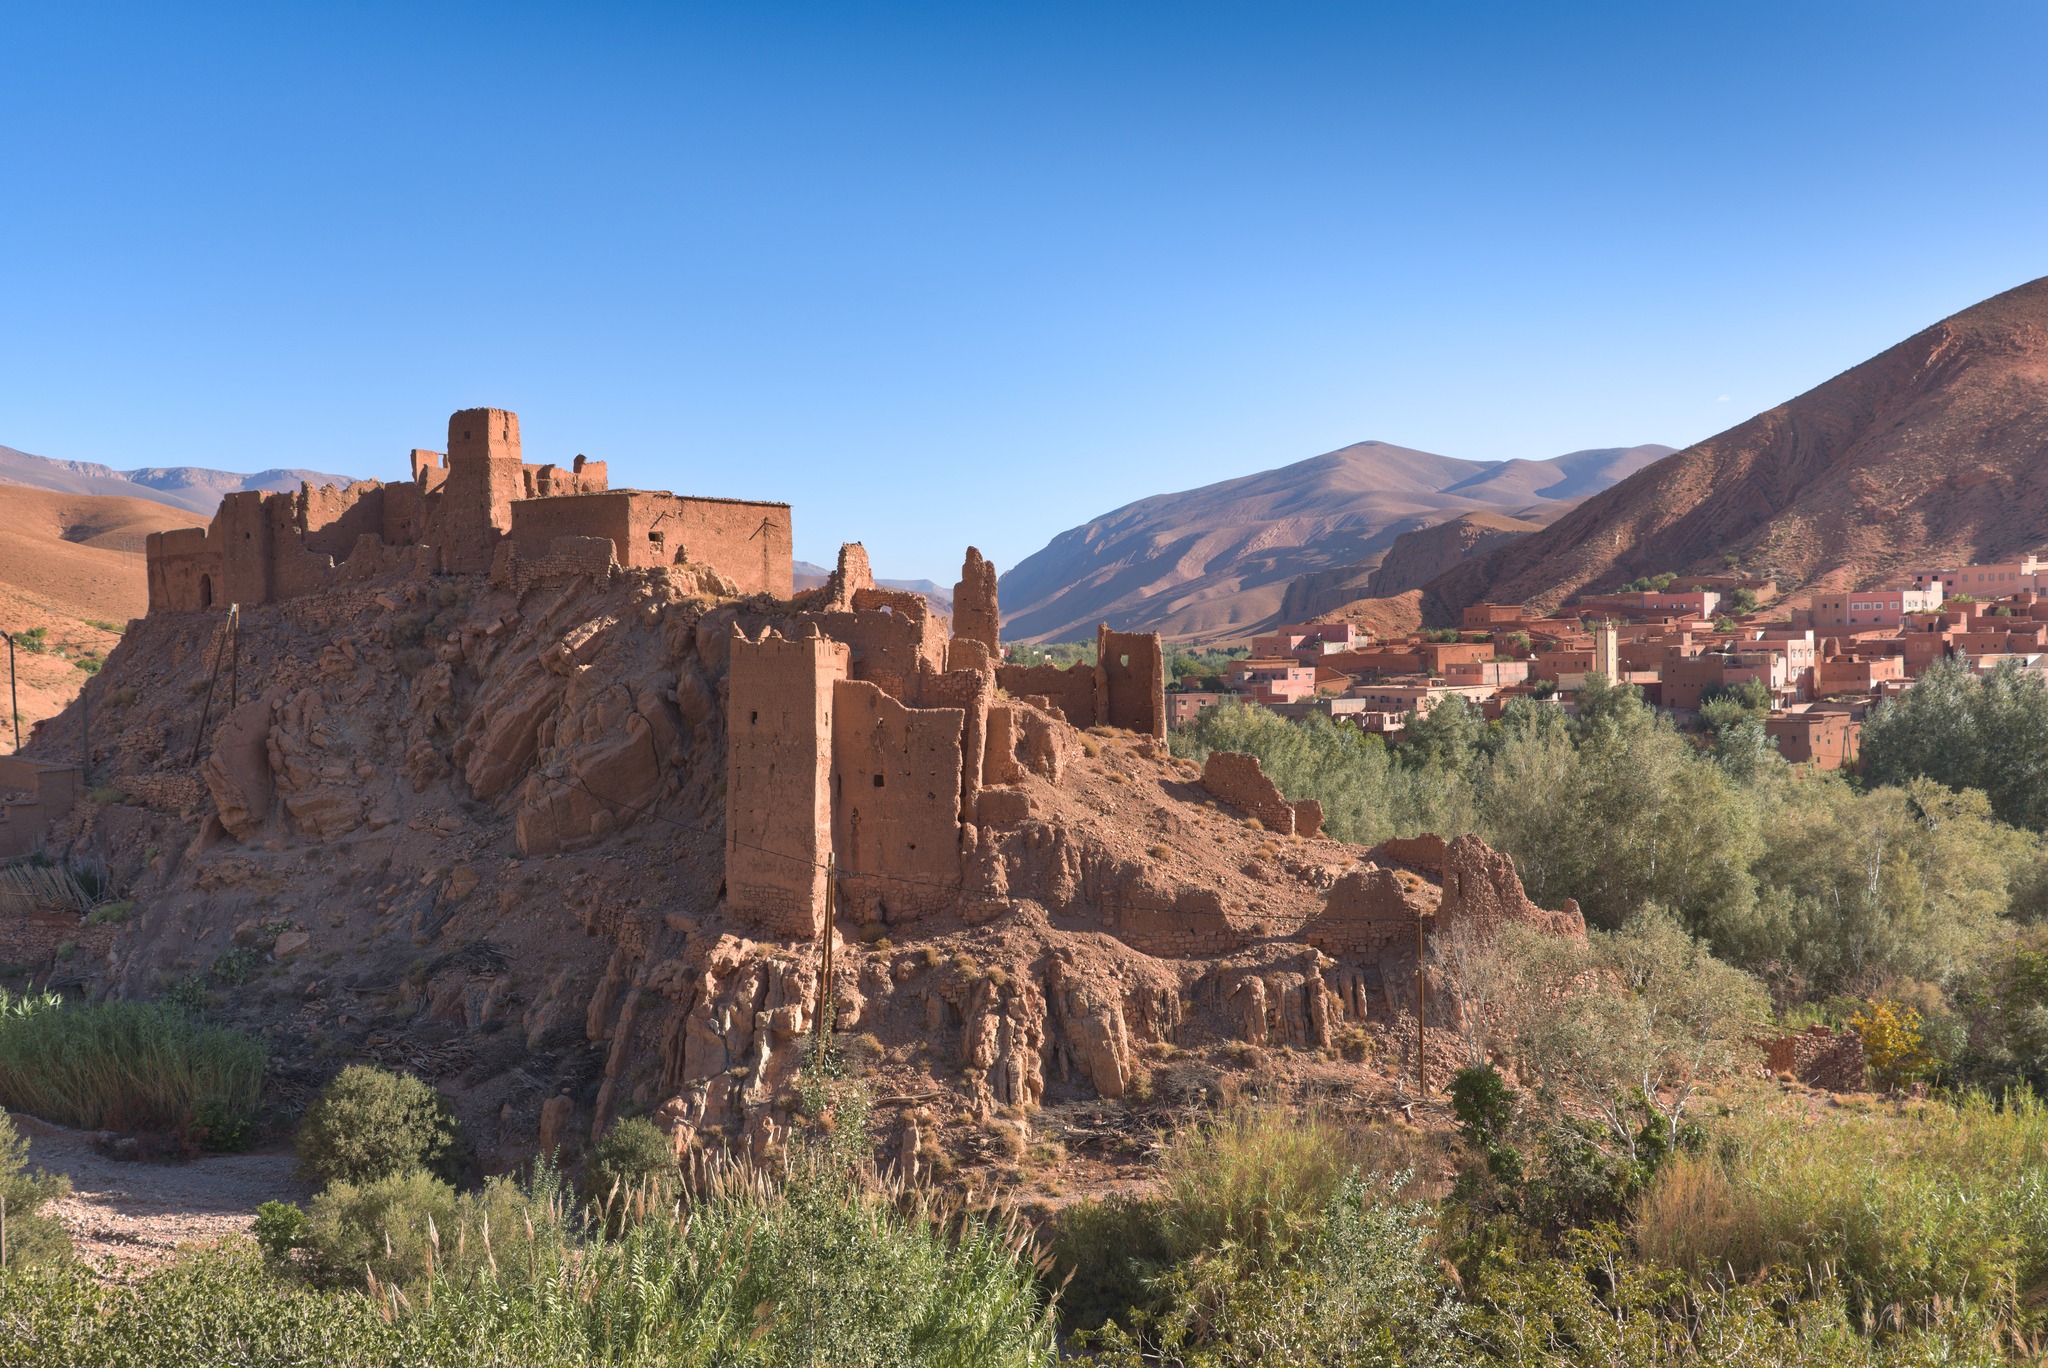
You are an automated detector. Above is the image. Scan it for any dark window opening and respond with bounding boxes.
[198,574,214,609]
[749,710,759,725]
[872,773,884,787]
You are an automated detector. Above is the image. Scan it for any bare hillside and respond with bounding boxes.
[1422,277,2048,622]
[0,488,191,751]
[1000,443,1669,644]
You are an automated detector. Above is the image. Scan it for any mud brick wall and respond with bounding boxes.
[1201,751,1298,832]
[832,679,964,924]
[726,629,847,937]
[1766,1026,1866,1092]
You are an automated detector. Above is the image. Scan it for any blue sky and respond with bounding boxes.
[3,3,2045,582]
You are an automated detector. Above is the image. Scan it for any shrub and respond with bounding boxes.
[0,1107,71,1268]
[585,1115,679,1222]
[296,1065,461,1186]
[302,1168,460,1287]
[252,1200,308,1265]
[0,997,264,1141]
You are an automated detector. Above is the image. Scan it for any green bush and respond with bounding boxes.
[252,1200,308,1265]
[0,996,264,1141]
[585,1115,679,1222]
[0,1107,71,1268]
[303,1168,460,1287]
[296,1065,462,1186]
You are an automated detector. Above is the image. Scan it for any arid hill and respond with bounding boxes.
[0,488,191,752]
[1280,511,1545,620]
[0,443,356,517]
[999,443,1669,644]
[1420,277,2048,623]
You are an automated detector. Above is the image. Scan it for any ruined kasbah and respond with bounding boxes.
[1,406,1584,1181]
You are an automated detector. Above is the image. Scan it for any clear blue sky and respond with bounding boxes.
[4,3,2045,582]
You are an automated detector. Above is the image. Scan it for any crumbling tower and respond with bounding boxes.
[725,624,850,937]
[952,546,1000,657]
[435,407,523,573]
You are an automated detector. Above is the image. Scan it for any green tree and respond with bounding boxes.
[1862,657,2048,831]
[295,1065,463,1186]
[0,1107,70,1267]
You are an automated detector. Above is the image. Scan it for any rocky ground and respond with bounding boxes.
[9,553,1554,1211]
[14,1113,307,1275]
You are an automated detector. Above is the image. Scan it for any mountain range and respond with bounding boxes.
[0,444,357,517]
[1415,275,2048,624]
[997,443,1672,642]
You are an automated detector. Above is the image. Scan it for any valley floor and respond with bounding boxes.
[13,1114,307,1274]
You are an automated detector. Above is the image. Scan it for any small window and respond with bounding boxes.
[749,710,759,725]
[872,773,884,788]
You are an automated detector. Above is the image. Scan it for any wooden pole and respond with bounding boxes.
[188,613,234,766]
[1416,910,1427,1097]
[815,852,838,1050]
[3,632,17,753]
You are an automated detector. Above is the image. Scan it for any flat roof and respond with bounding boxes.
[509,488,791,509]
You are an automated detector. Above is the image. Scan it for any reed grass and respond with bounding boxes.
[1635,1091,2048,1328]
[0,993,266,1137]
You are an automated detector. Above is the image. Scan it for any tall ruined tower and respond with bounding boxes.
[952,547,1000,657]
[436,407,523,573]
[725,624,850,937]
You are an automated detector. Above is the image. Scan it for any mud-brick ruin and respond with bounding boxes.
[19,406,1583,1179]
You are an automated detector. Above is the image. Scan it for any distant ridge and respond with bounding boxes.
[0,443,360,517]
[999,442,1671,643]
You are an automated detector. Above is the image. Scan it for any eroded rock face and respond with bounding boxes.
[44,537,1598,1187]
[200,695,276,839]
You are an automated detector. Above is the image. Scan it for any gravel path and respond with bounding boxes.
[14,1114,312,1274]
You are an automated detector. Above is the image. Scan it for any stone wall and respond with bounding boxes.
[725,627,847,937]
[1097,625,1166,738]
[1200,751,1321,836]
[0,758,81,859]
[995,660,1097,729]
[146,526,222,612]
[809,588,949,701]
[1765,1025,1866,1091]
[521,454,608,498]
[831,680,966,924]
[669,497,792,599]
[490,536,620,598]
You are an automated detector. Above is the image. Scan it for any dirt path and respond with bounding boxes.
[14,1114,312,1274]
